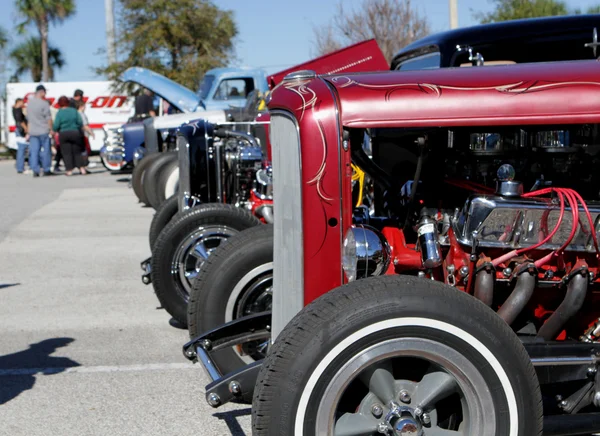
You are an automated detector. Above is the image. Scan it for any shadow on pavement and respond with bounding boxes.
[116,177,130,183]
[0,283,19,289]
[0,337,80,405]
[213,407,252,435]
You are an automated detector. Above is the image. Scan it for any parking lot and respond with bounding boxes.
[0,160,250,436]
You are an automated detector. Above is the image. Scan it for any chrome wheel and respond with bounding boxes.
[171,225,237,295]
[225,263,273,362]
[318,337,493,436]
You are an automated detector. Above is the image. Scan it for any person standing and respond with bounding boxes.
[53,96,86,176]
[134,88,156,119]
[76,100,94,167]
[27,84,53,177]
[12,98,29,174]
[69,89,84,108]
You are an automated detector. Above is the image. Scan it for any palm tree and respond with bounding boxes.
[10,37,65,81]
[0,27,7,50]
[15,0,75,82]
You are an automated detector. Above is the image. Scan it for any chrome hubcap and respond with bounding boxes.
[171,225,237,296]
[316,337,495,436]
[225,263,273,362]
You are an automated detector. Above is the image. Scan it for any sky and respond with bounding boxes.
[1,0,600,85]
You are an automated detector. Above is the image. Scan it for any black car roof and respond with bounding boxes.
[391,14,600,68]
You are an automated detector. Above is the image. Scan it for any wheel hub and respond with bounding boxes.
[379,403,423,436]
[171,225,237,294]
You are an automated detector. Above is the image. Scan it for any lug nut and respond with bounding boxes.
[421,413,431,425]
[371,404,383,418]
[399,390,411,403]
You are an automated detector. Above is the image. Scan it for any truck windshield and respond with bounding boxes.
[197,74,215,100]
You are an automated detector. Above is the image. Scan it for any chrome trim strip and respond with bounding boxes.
[323,80,345,285]
[270,110,304,340]
[530,356,599,367]
[177,134,191,212]
[214,140,223,203]
[204,119,212,202]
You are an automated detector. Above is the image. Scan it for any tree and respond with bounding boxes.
[475,0,569,23]
[314,0,430,64]
[10,37,65,81]
[0,26,8,89]
[0,27,7,51]
[15,0,75,82]
[97,0,237,91]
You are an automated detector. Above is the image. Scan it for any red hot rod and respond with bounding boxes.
[251,60,600,435]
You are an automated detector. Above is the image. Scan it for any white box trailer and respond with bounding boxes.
[4,81,133,152]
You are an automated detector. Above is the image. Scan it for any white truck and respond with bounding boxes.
[4,81,133,152]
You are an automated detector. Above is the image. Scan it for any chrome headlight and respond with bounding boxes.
[133,147,146,166]
[342,225,390,282]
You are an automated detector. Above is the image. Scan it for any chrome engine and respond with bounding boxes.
[453,194,600,253]
[224,137,264,207]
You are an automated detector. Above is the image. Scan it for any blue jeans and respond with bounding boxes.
[15,135,29,173]
[29,134,51,174]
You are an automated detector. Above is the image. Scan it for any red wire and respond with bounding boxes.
[516,189,565,254]
[492,187,577,267]
[568,189,600,255]
[555,189,579,254]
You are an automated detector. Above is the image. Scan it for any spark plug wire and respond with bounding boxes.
[492,188,566,267]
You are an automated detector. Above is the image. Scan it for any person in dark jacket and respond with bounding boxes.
[69,89,84,108]
[12,98,29,174]
[53,96,86,176]
[134,88,156,118]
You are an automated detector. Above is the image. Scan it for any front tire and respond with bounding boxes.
[252,275,542,436]
[148,158,178,209]
[131,152,162,204]
[149,194,180,251]
[150,204,261,325]
[143,152,177,210]
[187,225,273,374]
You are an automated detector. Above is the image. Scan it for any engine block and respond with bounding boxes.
[453,194,600,252]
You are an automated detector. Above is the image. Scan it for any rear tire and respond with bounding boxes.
[150,204,261,325]
[131,152,162,205]
[143,152,177,209]
[252,275,542,436]
[149,194,180,251]
[187,225,273,374]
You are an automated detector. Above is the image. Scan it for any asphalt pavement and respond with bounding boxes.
[0,159,251,435]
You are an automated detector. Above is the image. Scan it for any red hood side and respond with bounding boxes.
[267,39,388,89]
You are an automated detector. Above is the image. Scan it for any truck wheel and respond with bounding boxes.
[252,275,542,436]
[143,152,177,209]
[149,194,180,251]
[151,204,261,325]
[131,152,162,204]
[188,225,273,374]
